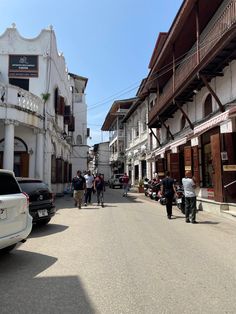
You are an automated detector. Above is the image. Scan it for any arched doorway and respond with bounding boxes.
[0,137,29,177]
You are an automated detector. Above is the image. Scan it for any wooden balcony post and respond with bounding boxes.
[172,44,176,93]
[200,75,225,113]
[195,1,200,64]
[175,101,194,130]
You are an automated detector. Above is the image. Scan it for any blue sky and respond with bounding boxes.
[0,0,182,145]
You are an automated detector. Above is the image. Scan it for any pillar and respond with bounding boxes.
[3,121,15,171]
[35,131,44,179]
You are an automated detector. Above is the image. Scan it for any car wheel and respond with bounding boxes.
[37,218,51,226]
[0,244,17,254]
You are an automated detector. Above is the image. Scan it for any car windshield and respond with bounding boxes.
[0,173,21,195]
[18,181,49,194]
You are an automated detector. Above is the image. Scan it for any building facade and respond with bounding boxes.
[141,0,236,214]
[0,25,88,194]
[101,98,136,176]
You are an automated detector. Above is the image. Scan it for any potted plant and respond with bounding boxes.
[138,179,144,193]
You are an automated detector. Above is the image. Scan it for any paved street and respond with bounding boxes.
[1,188,236,314]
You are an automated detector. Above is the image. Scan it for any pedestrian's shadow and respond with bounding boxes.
[171,215,185,219]
[197,221,219,225]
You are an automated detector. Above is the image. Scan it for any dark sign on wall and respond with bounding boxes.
[9,55,38,78]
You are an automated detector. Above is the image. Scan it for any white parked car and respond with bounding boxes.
[0,170,32,253]
[108,174,124,189]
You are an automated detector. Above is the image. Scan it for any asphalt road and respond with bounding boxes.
[1,188,236,314]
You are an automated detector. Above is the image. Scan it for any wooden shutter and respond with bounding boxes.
[192,146,200,186]
[211,133,223,202]
[56,158,62,183]
[170,153,180,183]
[184,146,192,172]
[51,155,56,183]
[157,158,165,177]
[21,152,29,177]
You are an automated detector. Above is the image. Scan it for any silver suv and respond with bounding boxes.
[0,170,32,253]
[108,174,124,189]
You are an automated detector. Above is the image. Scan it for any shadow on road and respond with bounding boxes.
[29,223,69,238]
[0,250,96,314]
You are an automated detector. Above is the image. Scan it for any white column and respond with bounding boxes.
[152,161,155,179]
[3,121,14,171]
[131,162,135,186]
[35,131,44,179]
[139,161,142,180]
[147,160,151,180]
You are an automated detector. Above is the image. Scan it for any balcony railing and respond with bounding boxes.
[109,130,125,141]
[0,83,43,116]
[149,0,236,122]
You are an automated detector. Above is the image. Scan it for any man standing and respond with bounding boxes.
[94,173,105,207]
[84,170,94,206]
[182,171,198,224]
[160,171,176,219]
[72,170,86,209]
[121,173,130,197]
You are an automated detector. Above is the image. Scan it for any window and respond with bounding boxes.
[0,173,21,195]
[9,78,29,91]
[204,94,212,117]
[76,135,83,145]
[181,115,186,130]
[136,121,139,137]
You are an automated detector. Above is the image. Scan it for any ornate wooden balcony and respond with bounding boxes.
[149,0,236,124]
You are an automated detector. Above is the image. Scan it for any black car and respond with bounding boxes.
[17,178,56,225]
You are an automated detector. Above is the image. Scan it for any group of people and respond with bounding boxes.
[71,170,105,209]
[160,170,198,223]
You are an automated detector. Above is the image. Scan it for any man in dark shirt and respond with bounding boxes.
[160,171,176,219]
[72,170,86,209]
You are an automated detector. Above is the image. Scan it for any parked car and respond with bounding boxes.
[108,174,124,188]
[16,178,56,225]
[0,170,32,254]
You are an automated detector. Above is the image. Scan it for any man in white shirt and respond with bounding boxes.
[84,170,94,206]
[182,171,198,224]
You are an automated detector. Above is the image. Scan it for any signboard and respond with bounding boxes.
[9,55,38,78]
[223,165,236,171]
[207,188,214,199]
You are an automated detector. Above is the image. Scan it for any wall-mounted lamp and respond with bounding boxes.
[29,148,33,155]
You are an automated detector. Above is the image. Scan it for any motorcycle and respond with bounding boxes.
[175,185,185,214]
[145,180,161,201]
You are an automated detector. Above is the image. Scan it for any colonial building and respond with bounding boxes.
[90,142,110,181]
[0,24,88,194]
[140,0,236,214]
[122,88,149,185]
[101,98,136,175]
[69,73,89,176]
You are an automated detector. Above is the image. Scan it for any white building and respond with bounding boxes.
[92,142,110,181]
[0,24,88,194]
[122,94,149,185]
[69,73,89,176]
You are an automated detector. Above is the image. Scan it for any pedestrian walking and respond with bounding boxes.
[94,173,105,207]
[121,173,130,197]
[94,173,105,206]
[182,171,198,224]
[84,170,94,206]
[72,170,86,209]
[160,171,176,219]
